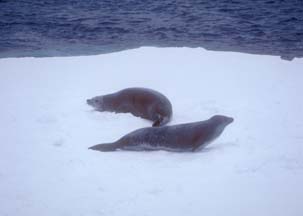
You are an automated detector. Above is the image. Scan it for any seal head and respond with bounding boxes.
[87,96,105,111]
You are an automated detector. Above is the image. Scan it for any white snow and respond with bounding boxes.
[0,47,303,216]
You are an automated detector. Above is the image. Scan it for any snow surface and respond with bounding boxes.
[0,47,303,216]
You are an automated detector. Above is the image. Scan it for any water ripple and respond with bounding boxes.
[0,0,302,59]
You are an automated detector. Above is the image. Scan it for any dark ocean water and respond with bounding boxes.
[1,0,303,60]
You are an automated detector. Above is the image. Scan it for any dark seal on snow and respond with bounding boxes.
[88,115,234,152]
[87,87,172,127]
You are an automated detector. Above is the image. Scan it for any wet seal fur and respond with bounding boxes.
[87,87,172,127]
[89,115,233,152]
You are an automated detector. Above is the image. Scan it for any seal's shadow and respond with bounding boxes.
[201,142,238,153]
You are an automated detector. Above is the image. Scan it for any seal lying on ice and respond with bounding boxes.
[87,87,172,127]
[89,115,234,152]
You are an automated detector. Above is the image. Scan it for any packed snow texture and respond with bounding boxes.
[0,47,303,216]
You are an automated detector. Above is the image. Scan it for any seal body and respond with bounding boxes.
[87,88,172,127]
[89,115,234,152]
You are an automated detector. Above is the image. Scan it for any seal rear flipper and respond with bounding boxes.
[88,142,120,152]
[152,116,170,127]
[152,120,161,127]
[152,114,163,127]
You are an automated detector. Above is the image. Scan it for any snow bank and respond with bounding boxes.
[0,47,303,216]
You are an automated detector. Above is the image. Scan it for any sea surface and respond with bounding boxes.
[1,0,303,60]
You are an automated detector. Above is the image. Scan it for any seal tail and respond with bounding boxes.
[88,142,120,152]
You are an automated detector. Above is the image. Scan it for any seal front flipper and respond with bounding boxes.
[89,142,120,152]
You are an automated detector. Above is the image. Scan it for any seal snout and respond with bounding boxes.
[210,115,234,122]
[87,98,99,106]
[227,116,234,124]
